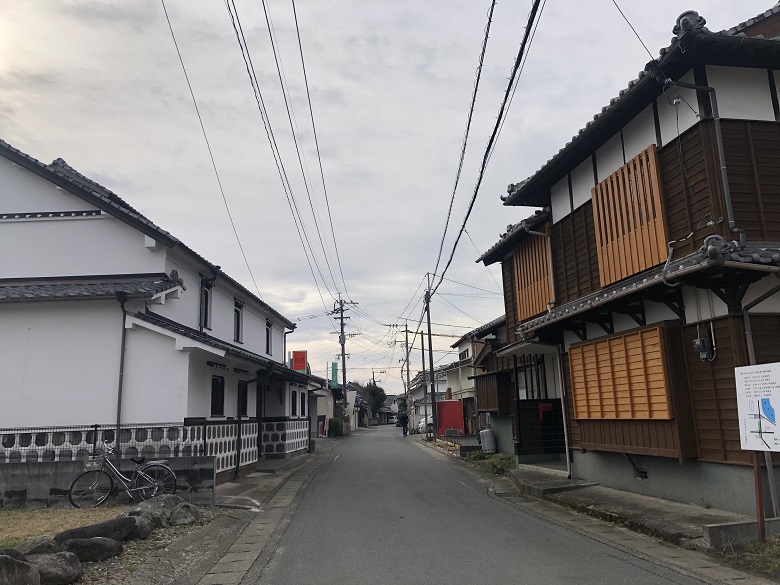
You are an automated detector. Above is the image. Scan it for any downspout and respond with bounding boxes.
[743,282,780,518]
[658,78,746,247]
[114,292,129,435]
[556,350,572,479]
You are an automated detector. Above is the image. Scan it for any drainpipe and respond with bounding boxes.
[743,282,780,520]
[114,292,129,436]
[556,351,572,479]
[660,79,746,247]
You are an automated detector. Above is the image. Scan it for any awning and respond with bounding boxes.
[495,339,560,357]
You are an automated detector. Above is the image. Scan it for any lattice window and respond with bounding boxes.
[592,145,668,287]
[569,326,672,420]
[513,223,553,322]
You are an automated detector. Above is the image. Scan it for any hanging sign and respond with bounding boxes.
[331,362,338,389]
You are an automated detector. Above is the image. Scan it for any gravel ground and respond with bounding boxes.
[76,506,228,584]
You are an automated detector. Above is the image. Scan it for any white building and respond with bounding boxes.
[0,139,322,464]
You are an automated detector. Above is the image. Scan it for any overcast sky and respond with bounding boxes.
[0,0,771,393]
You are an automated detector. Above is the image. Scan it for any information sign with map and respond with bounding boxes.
[735,362,780,452]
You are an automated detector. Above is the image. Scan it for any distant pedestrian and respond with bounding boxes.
[400,412,409,436]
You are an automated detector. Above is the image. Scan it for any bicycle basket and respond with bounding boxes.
[84,454,103,470]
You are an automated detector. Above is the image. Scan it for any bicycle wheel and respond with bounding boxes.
[69,470,114,508]
[133,463,177,500]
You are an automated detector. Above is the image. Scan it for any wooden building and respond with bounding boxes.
[478,7,780,515]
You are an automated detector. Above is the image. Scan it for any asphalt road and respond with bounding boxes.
[254,425,705,585]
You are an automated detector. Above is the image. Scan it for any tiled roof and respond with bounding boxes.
[516,236,780,338]
[134,311,315,385]
[478,208,549,266]
[451,314,506,348]
[0,139,295,329]
[0,274,181,303]
[504,8,780,207]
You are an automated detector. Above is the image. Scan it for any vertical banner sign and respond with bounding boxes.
[735,362,780,452]
[331,362,338,389]
[292,350,307,373]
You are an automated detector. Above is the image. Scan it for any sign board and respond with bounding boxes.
[735,362,780,452]
[331,362,338,389]
[292,350,307,373]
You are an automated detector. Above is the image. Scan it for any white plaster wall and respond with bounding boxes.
[263,380,286,417]
[707,65,774,122]
[570,157,595,211]
[595,133,625,183]
[187,359,211,418]
[622,105,658,160]
[550,176,570,224]
[644,301,681,324]
[160,255,204,330]
[0,301,122,427]
[657,70,699,147]
[243,306,284,363]
[0,214,167,278]
[121,325,189,423]
[683,287,728,324]
[743,277,780,313]
[208,285,237,342]
[0,157,95,212]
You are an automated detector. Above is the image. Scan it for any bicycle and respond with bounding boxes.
[68,441,177,508]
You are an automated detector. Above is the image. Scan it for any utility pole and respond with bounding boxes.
[421,337,429,439]
[425,274,438,437]
[332,294,351,430]
[405,320,411,426]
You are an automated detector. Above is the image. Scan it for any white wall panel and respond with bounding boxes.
[0,302,121,427]
[570,157,595,211]
[550,176,570,224]
[707,65,774,121]
[657,70,698,146]
[0,157,98,212]
[595,133,625,182]
[122,326,188,423]
[0,215,166,278]
[622,105,657,160]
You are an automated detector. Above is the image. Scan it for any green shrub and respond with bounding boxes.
[464,450,491,461]
[490,454,515,475]
[328,417,343,437]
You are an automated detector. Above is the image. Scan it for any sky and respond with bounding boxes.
[0,0,772,394]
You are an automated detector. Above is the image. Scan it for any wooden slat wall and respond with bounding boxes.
[513,224,553,322]
[502,260,520,345]
[476,375,499,412]
[569,327,672,420]
[551,201,600,306]
[592,145,668,287]
[682,316,748,464]
[578,420,681,458]
[721,120,780,241]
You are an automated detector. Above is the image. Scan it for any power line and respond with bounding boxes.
[431,0,544,297]
[161,0,263,299]
[256,0,341,297]
[224,0,336,328]
[432,0,498,280]
[440,276,501,294]
[290,0,351,301]
[464,228,503,292]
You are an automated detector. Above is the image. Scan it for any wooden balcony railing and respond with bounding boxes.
[513,223,553,322]
[592,145,668,287]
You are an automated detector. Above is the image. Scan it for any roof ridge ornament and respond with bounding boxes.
[673,11,707,38]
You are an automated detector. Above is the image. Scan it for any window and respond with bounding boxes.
[211,376,225,416]
[291,390,297,416]
[300,391,306,417]
[459,349,470,361]
[200,283,213,330]
[234,300,244,343]
[266,320,273,355]
[238,381,248,417]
